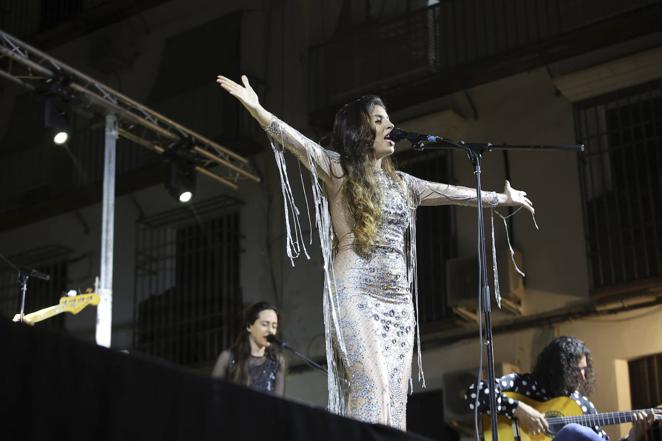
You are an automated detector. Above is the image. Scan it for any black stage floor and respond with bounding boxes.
[0,318,434,441]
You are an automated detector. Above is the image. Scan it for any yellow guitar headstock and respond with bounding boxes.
[58,293,100,314]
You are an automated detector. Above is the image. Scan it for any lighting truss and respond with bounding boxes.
[0,29,260,190]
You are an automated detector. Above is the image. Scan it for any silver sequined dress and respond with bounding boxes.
[264,115,500,430]
[332,169,417,428]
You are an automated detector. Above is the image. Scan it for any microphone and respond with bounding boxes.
[266,334,288,348]
[20,267,51,281]
[388,127,445,144]
[266,334,329,375]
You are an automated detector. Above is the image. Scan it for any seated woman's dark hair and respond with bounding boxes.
[533,336,594,397]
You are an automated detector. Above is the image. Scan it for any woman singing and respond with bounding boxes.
[212,301,286,396]
[216,75,533,429]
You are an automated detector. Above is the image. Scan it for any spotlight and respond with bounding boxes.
[44,96,70,145]
[166,157,196,203]
[178,191,193,203]
[53,130,69,145]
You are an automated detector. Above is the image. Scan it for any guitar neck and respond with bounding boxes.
[550,410,645,427]
[20,304,65,324]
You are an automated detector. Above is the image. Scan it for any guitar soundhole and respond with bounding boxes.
[545,412,564,435]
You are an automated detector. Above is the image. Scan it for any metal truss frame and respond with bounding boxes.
[0,29,260,347]
[0,29,260,190]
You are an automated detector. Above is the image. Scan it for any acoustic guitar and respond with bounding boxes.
[483,392,662,441]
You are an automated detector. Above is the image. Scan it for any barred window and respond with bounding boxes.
[399,150,457,324]
[575,80,662,291]
[133,196,243,368]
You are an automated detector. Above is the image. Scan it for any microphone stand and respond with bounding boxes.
[0,252,51,323]
[270,337,328,375]
[408,136,583,441]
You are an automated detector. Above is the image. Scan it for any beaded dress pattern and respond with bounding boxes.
[332,169,420,428]
[246,355,280,393]
[264,115,499,430]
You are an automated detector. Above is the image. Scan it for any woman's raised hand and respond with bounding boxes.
[216,75,271,127]
[503,180,534,215]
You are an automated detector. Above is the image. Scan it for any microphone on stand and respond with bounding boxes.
[266,334,327,374]
[20,267,51,281]
[388,127,445,144]
[266,334,289,349]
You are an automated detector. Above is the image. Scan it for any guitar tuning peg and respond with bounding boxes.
[66,290,77,297]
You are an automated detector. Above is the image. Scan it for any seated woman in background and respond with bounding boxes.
[212,301,286,396]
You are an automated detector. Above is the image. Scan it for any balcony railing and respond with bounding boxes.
[309,0,661,111]
[0,0,103,38]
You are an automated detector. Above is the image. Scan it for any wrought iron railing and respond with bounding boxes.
[309,0,661,110]
[0,0,106,38]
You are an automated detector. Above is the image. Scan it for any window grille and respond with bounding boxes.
[575,80,662,290]
[133,196,243,368]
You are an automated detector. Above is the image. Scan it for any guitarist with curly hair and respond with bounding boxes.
[466,336,658,441]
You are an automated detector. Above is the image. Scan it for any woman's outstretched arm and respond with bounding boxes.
[400,172,534,214]
[216,75,341,184]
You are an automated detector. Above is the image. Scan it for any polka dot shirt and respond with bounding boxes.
[464,372,609,440]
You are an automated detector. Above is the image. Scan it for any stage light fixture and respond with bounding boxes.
[44,96,70,145]
[53,129,69,145]
[178,190,193,203]
[166,157,196,203]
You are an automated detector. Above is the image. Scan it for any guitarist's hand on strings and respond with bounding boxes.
[513,401,549,436]
[626,410,655,441]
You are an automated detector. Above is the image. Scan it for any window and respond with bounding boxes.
[575,80,662,291]
[133,196,243,368]
[629,353,662,441]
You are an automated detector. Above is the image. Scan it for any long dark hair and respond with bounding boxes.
[533,336,595,397]
[228,301,281,387]
[330,95,402,256]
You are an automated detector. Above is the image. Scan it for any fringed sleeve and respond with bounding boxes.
[263,115,342,185]
[395,172,426,389]
[397,172,502,207]
[262,114,348,415]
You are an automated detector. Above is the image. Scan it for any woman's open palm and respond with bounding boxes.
[216,75,260,115]
[504,180,534,215]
